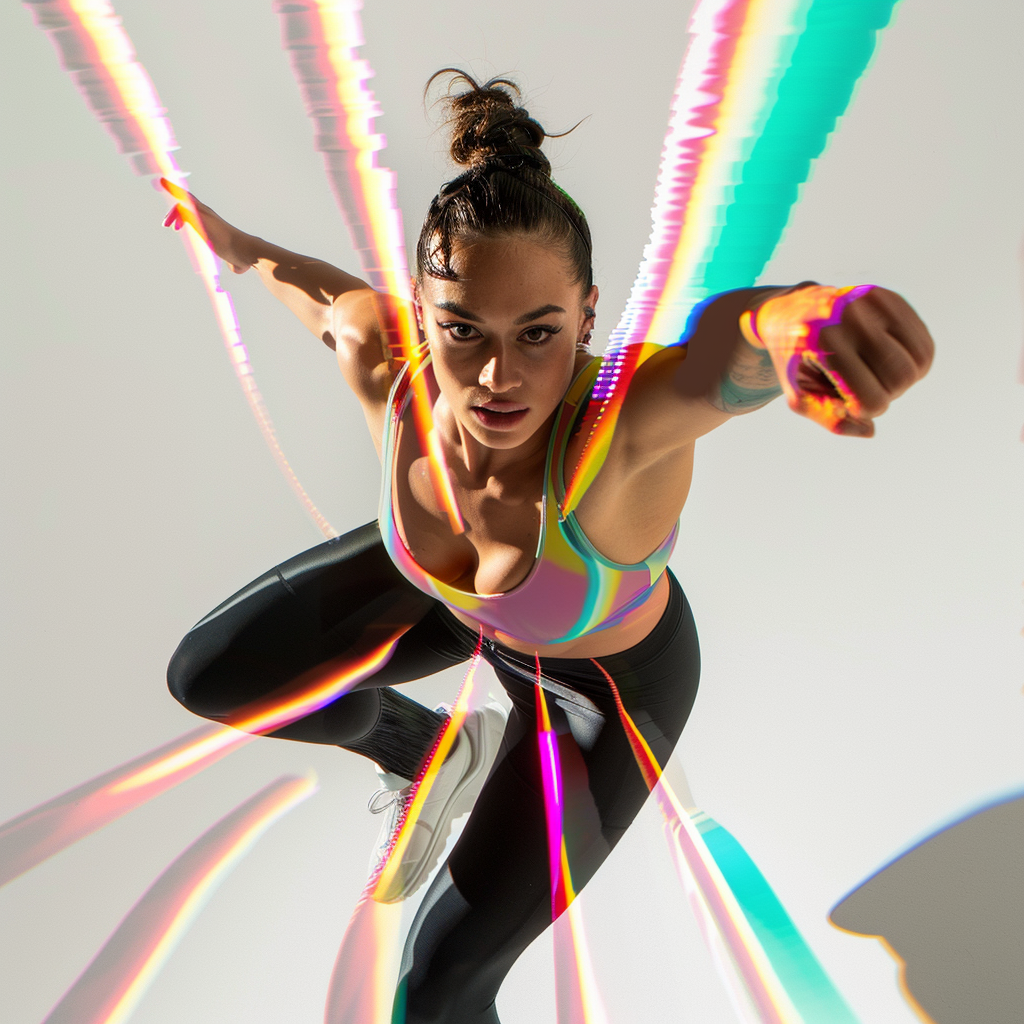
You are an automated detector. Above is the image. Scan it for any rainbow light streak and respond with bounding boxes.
[595,661,859,1023]
[323,895,403,1024]
[535,675,609,1024]
[0,632,400,891]
[115,632,402,794]
[274,0,464,534]
[740,283,874,432]
[0,724,248,890]
[562,0,899,517]
[552,903,610,1024]
[23,0,336,538]
[42,774,316,1024]
[370,633,483,901]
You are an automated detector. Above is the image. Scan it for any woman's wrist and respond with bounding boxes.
[739,282,820,350]
[237,233,275,272]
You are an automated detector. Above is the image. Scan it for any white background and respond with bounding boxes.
[2,0,1023,1021]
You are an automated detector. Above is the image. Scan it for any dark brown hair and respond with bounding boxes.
[417,70,593,290]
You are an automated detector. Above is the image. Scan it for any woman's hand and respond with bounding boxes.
[160,178,255,274]
[741,285,934,437]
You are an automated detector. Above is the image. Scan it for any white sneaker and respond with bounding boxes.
[367,701,507,903]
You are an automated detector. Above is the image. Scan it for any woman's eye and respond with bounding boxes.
[521,326,559,344]
[441,323,478,340]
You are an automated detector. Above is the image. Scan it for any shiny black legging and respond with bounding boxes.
[167,522,700,1023]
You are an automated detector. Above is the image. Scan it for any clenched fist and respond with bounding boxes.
[741,284,934,437]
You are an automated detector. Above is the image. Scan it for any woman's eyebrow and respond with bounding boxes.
[433,301,566,324]
[434,301,480,321]
[515,304,565,324]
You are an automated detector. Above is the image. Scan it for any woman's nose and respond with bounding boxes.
[478,351,520,392]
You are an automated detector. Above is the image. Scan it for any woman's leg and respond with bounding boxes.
[166,521,477,779]
[395,572,701,1023]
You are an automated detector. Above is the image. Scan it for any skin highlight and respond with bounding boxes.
[160,186,935,658]
[417,233,598,471]
[401,233,673,658]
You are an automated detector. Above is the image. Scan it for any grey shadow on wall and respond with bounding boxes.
[829,789,1024,1024]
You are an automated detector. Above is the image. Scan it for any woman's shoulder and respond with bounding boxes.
[332,289,415,456]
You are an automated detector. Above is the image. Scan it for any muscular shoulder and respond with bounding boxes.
[332,288,413,455]
[611,345,731,471]
[564,346,720,560]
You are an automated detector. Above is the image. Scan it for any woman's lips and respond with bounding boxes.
[471,403,529,430]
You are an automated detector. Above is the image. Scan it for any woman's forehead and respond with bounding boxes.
[419,236,580,314]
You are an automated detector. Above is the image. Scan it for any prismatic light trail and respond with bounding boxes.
[561,0,900,517]
[535,676,609,1024]
[274,0,464,533]
[24,0,338,537]
[595,660,861,1023]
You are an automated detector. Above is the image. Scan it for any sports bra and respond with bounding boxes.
[379,356,678,647]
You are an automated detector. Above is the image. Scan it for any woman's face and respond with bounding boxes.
[417,233,598,452]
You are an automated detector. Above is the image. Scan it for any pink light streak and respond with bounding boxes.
[24,0,337,538]
[553,906,610,1024]
[116,631,402,794]
[41,774,316,1024]
[562,0,761,517]
[327,638,487,1020]
[0,724,249,890]
[535,679,574,917]
[323,895,403,1024]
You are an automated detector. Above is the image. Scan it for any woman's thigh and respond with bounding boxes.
[166,522,476,742]
[396,575,700,1022]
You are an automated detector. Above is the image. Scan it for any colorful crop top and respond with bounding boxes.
[379,356,678,647]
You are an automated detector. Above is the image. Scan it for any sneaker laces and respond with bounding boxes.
[369,776,424,879]
[367,709,454,883]
[367,785,413,816]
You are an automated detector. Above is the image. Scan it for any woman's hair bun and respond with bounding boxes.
[428,69,551,176]
[418,69,592,290]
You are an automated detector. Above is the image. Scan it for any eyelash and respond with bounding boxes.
[438,323,561,345]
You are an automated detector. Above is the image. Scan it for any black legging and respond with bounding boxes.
[167,522,700,1023]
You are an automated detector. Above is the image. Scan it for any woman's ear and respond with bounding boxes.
[412,280,424,329]
[579,286,599,346]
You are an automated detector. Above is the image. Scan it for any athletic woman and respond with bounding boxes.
[164,73,934,1023]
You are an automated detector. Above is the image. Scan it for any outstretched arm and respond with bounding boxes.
[161,180,370,350]
[618,283,934,464]
[573,284,934,561]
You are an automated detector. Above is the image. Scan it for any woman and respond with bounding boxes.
[165,73,933,1023]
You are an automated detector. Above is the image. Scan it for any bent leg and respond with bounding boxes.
[166,522,477,778]
[396,576,700,1022]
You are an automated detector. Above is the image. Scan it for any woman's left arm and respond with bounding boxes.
[616,283,935,467]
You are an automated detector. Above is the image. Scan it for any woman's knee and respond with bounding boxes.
[166,567,307,718]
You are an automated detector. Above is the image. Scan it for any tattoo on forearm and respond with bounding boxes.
[711,340,783,414]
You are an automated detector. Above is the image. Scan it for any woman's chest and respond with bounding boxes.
[393,444,546,597]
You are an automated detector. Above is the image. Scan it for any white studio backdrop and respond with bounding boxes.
[2,1,1023,1022]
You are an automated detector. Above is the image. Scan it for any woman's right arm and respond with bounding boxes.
[161,180,373,351]
[162,182,401,451]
